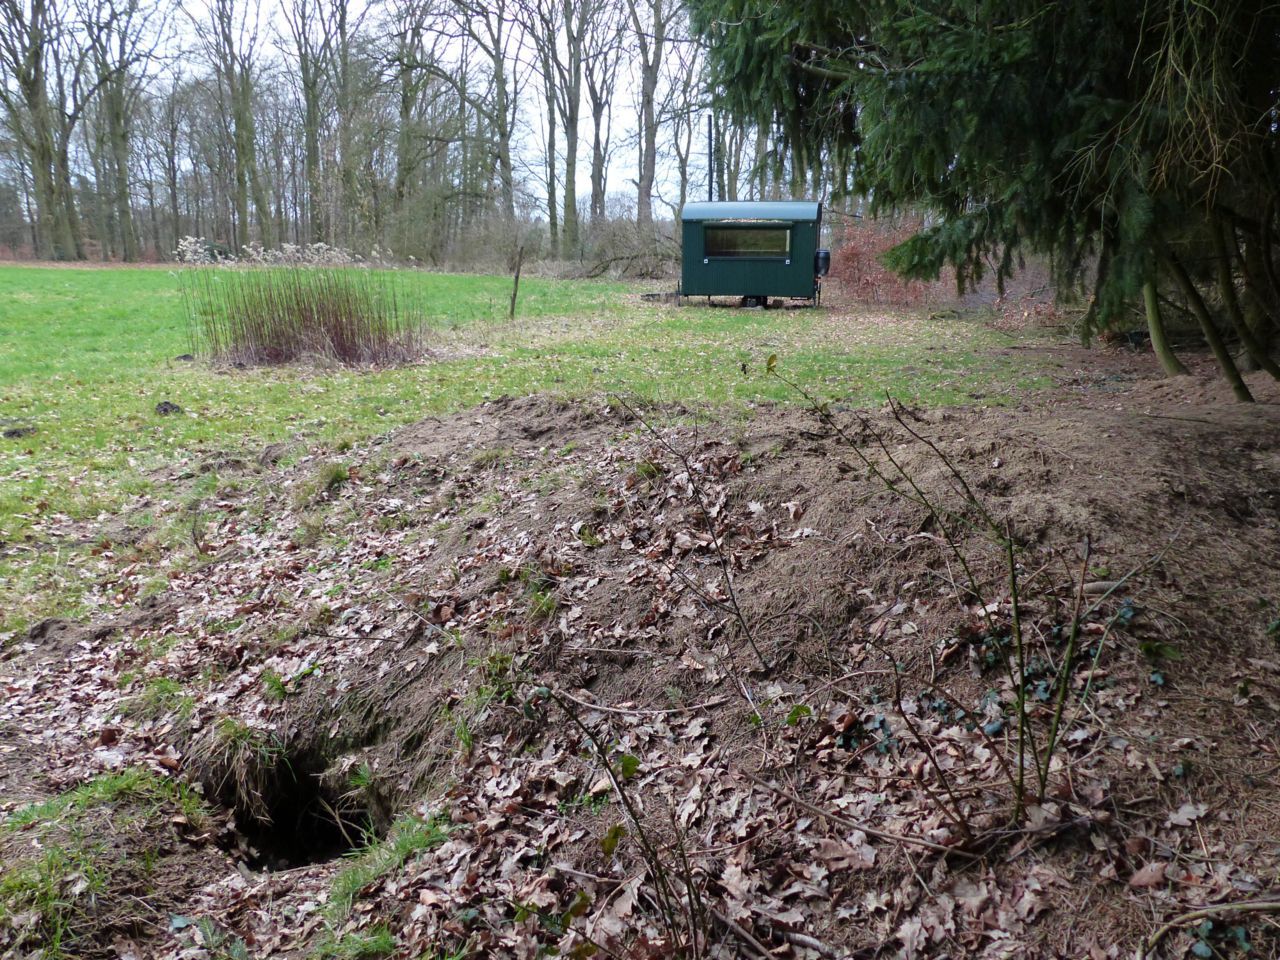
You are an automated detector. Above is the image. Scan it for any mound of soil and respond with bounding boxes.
[3,386,1279,959]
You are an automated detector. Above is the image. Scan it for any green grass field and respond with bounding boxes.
[0,264,1047,632]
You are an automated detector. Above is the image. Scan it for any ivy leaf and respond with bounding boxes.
[523,686,551,719]
[564,889,592,920]
[618,753,640,779]
[601,823,626,857]
[785,703,812,726]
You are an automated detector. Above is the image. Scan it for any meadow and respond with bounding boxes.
[0,264,1045,632]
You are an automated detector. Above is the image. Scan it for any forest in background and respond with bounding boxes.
[0,0,855,269]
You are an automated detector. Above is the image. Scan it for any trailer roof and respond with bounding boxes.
[680,200,821,223]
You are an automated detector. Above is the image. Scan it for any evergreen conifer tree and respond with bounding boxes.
[689,0,1280,399]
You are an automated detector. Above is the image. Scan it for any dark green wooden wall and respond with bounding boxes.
[681,219,819,298]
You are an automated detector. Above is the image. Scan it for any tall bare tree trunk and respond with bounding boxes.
[104,77,139,260]
[0,0,83,259]
[558,0,586,257]
[205,0,268,250]
[284,0,331,244]
[334,0,356,246]
[1240,228,1279,342]
[543,68,558,250]
[627,0,665,230]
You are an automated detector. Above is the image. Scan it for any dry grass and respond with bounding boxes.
[183,266,424,366]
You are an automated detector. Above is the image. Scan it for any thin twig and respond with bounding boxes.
[707,906,772,959]
[1008,528,1035,814]
[555,689,731,717]
[784,930,839,957]
[873,636,973,842]
[740,769,981,858]
[1137,901,1280,960]
[546,690,686,945]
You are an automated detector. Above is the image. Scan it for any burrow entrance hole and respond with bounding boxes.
[211,751,380,871]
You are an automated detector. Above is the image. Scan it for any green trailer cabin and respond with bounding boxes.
[680,200,826,304]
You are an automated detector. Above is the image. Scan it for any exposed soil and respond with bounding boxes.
[3,345,1280,959]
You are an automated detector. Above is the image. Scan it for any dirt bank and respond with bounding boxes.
[3,375,1279,958]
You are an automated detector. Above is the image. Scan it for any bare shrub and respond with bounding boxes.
[183,265,424,366]
[573,216,679,279]
[174,236,365,266]
[826,219,1088,325]
[828,215,953,306]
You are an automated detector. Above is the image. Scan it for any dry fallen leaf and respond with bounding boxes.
[1127,861,1168,888]
[1165,802,1208,828]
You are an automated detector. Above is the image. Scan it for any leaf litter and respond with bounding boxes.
[2,387,1279,958]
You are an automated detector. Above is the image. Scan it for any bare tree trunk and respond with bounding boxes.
[393,57,415,214]
[0,0,82,259]
[627,0,666,229]
[713,111,727,202]
[486,0,518,222]
[1239,226,1279,339]
[1213,218,1280,378]
[53,124,83,258]
[1143,278,1187,376]
[88,111,114,257]
[434,0,522,223]
[1165,250,1254,402]
[104,77,138,260]
[145,177,159,257]
[584,57,614,222]
[753,126,767,200]
[493,68,516,221]
[27,112,62,259]
[558,0,586,257]
[334,0,356,247]
[203,0,267,250]
[543,66,558,249]
[14,135,38,252]
[284,0,324,243]
[723,119,743,200]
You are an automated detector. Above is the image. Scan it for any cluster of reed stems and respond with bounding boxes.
[183,265,422,366]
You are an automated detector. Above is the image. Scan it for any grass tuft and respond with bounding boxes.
[316,923,397,959]
[6,767,207,831]
[121,677,194,721]
[326,814,450,923]
[2,769,211,958]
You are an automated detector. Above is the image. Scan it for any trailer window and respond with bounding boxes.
[704,226,791,257]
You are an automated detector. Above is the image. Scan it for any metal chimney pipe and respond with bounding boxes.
[707,113,713,202]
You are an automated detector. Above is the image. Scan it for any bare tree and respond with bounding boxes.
[328,0,362,245]
[517,0,595,257]
[0,0,86,257]
[626,0,676,230]
[433,0,524,221]
[583,0,622,222]
[190,0,273,249]
[280,0,333,243]
[656,17,703,216]
[0,0,739,264]
[81,0,163,261]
